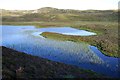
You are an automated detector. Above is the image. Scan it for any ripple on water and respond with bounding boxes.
[1,25,119,78]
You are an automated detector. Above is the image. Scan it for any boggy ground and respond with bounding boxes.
[2,46,106,79]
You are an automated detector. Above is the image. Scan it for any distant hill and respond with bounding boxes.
[1,7,118,22]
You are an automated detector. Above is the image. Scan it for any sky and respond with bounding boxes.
[0,0,119,10]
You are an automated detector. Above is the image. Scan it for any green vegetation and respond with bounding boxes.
[41,21,118,57]
[38,21,118,57]
[2,7,119,57]
[2,7,118,22]
[2,46,104,79]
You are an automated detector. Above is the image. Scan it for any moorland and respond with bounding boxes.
[1,7,118,57]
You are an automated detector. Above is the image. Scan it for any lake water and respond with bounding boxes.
[1,25,119,77]
[34,27,96,36]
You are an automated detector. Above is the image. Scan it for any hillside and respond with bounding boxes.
[2,7,118,22]
[2,46,104,79]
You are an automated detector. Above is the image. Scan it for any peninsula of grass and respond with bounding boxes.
[41,25,120,57]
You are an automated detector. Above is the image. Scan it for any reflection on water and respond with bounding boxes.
[34,27,96,36]
[1,25,119,77]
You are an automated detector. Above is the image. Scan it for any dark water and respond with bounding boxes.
[1,25,119,77]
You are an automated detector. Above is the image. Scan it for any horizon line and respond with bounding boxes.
[0,7,118,11]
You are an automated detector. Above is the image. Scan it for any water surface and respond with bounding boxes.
[33,27,96,36]
[1,25,119,77]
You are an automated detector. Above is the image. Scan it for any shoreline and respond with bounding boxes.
[41,31,118,58]
[1,21,119,57]
[2,46,105,79]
